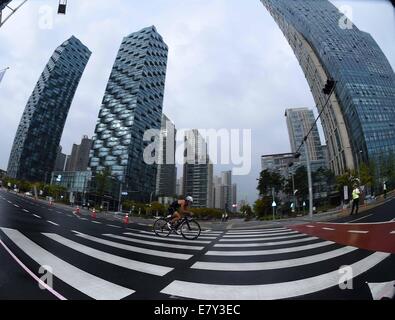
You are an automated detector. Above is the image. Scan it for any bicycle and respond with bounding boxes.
[153,215,201,240]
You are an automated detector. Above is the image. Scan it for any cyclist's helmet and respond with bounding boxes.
[185,196,194,204]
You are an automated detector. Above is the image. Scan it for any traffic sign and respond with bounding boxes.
[122,192,128,196]
[272,201,277,207]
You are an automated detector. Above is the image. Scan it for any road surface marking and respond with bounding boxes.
[206,241,334,256]
[104,234,204,251]
[389,231,395,234]
[23,209,29,213]
[1,228,135,300]
[161,252,390,300]
[32,214,42,219]
[223,231,298,238]
[193,246,358,271]
[57,211,63,214]
[14,204,19,208]
[0,239,67,300]
[347,214,373,223]
[80,218,88,221]
[7,200,12,204]
[74,232,193,260]
[48,209,53,211]
[43,233,172,276]
[219,234,306,242]
[124,230,211,244]
[306,225,315,228]
[322,227,335,231]
[92,221,102,224]
[226,228,287,235]
[348,230,369,234]
[215,237,319,248]
[47,221,59,227]
[123,232,211,244]
[107,224,121,228]
[317,221,395,225]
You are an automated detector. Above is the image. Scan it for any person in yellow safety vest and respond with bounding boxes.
[350,185,361,215]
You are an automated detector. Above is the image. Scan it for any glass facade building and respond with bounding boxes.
[261,0,395,175]
[89,26,168,202]
[7,36,91,182]
[155,114,177,197]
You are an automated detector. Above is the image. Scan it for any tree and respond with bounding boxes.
[257,170,283,197]
[240,204,253,218]
[253,196,272,217]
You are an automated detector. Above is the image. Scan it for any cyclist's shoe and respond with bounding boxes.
[166,222,173,230]
[175,229,182,235]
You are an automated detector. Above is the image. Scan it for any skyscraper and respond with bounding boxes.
[66,135,93,172]
[7,36,91,182]
[285,108,327,169]
[155,114,176,197]
[261,0,395,175]
[183,130,213,208]
[54,146,68,172]
[90,26,168,202]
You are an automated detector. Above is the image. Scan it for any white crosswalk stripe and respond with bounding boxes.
[43,233,173,276]
[73,231,193,260]
[159,227,392,300]
[123,232,212,244]
[161,252,390,300]
[192,246,358,271]
[1,228,134,300]
[103,234,204,251]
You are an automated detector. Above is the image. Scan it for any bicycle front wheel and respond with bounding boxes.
[153,218,171,238]
[180,219,201,240]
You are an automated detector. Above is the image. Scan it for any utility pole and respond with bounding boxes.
[305,144,314,219]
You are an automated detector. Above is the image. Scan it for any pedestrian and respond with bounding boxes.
[383,182,387,199]
[225,213,229,222]
[350,185,361,215]
[222,213,225,223]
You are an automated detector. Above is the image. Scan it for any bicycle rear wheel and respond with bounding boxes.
[180,219,201,240]
[153,218,171,238]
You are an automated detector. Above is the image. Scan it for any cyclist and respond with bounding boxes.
[167,196,194,230]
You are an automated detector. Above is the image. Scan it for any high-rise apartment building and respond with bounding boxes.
[261,0,395,175]
[182,130,213,208]
[66,135,92,172]
[89,26,168,202]
[7,36,91,182]
[155,114,176,197]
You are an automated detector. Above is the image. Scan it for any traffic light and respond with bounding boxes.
[323,79,335,95]
[58,0,67,14]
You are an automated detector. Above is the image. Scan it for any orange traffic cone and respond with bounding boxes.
[91,208,96,219]
[123,213,129,225]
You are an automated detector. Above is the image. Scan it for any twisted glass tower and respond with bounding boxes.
[90,26,168,202]
[261,0,395,175]
[7,36,91,182]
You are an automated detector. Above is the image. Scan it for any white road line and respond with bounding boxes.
[7,200,12,204]
[74,232,193,260]
[47,221,59,227]
[317,221,395,225]
[161,252,390,300]
[14,204,20,208]
[107,224,121,228]
[123,232,211,245]
[306,225,315,228]
[57,211,63,214]
[347,214,373,223]
[43,233,172,276]
[215,237,319,248]
[80,218,88,221]
[1,228,134,300]
[193,246,358,271]
[348,230,369,234]
[23,209,29,213]
[92,221,102,224]
[226,228,287,234]
[322,227,335,231]
[206,241,334,256]
[219,234,305,242]
[104,234,204,251]
[223,231,298,238]
[390,231,395,234]
[126,228,218,243]
[32,214,42,219]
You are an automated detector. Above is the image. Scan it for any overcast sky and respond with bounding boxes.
[0,0,394,204]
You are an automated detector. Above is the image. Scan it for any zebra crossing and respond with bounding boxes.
[0,224,393,300]
[160,226,393,300]
[0,226,222,300]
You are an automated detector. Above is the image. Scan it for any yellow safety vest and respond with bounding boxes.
[352,189,360,200]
